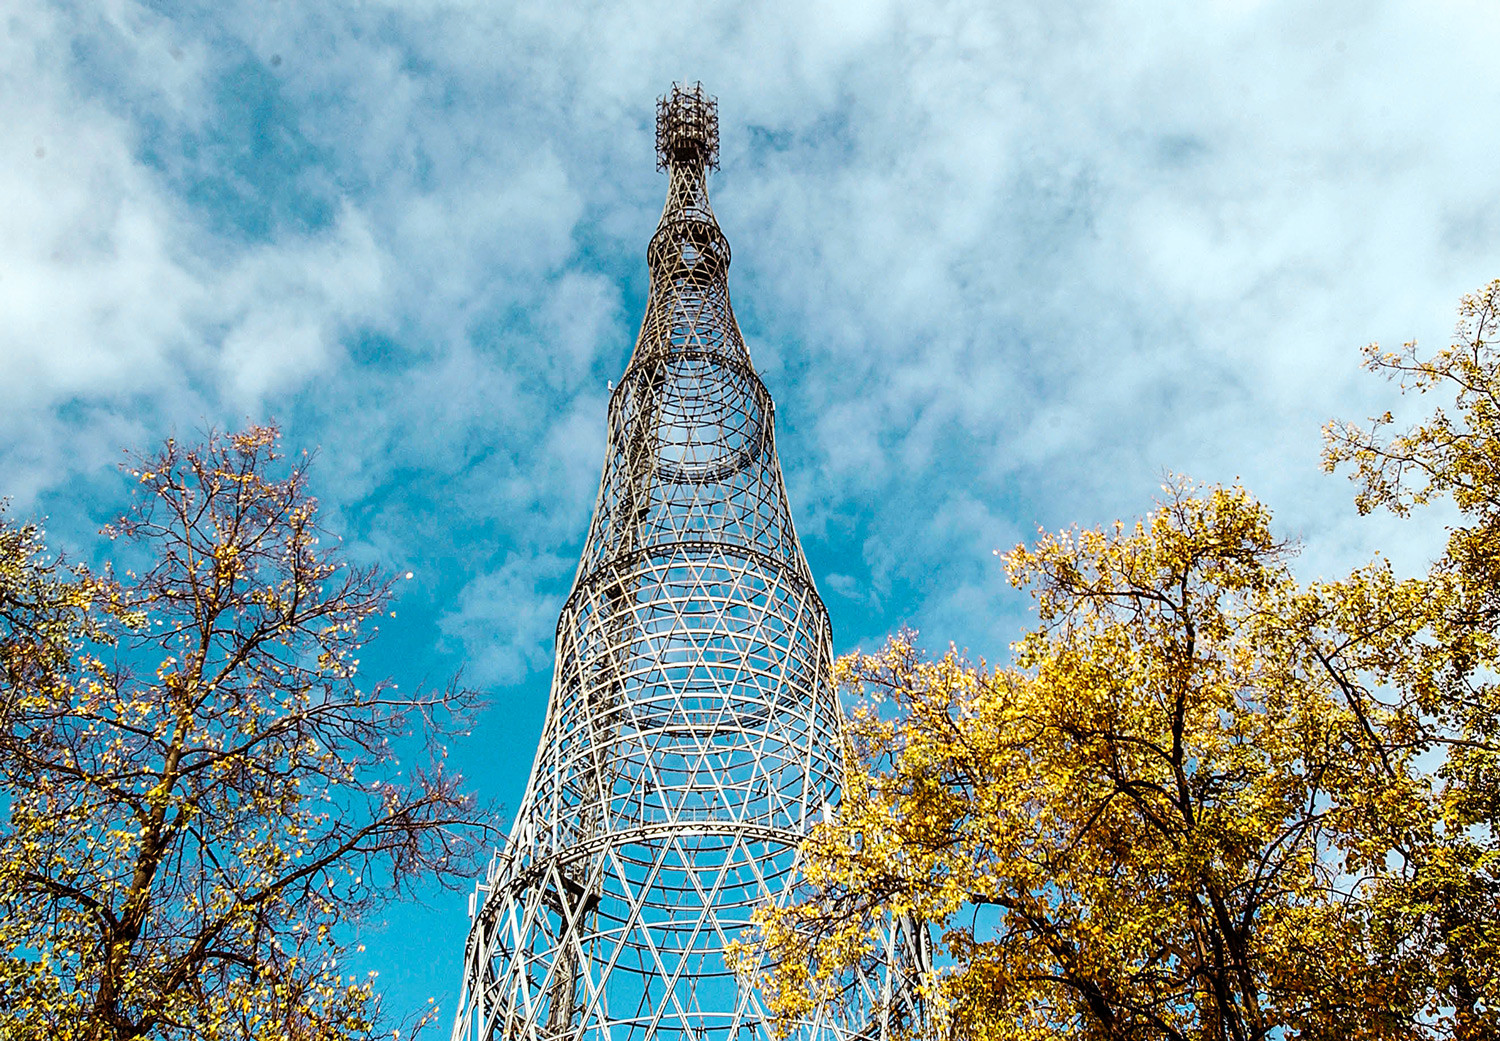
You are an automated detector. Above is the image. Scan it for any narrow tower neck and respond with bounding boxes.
[647,164,730,286]
[658,160,716,227]
[652,81,724,244]
[644,83,732,313]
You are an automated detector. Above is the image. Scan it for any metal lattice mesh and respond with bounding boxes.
[451,86,897,1041]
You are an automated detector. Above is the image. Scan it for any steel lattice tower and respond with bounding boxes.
[451,85,897,1041]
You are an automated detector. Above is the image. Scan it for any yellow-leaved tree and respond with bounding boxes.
[751,282,1500,1040]
[752,486,1428,1041]
[1321,278,1500,1038]
[0,505,110,735]
[0,427,496,1041]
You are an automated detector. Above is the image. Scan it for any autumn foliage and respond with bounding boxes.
[0,427,492,1041]
[750,283,1500,1040]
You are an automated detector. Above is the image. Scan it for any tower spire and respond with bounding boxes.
[655,82,719,173]
[451,87,891,1041]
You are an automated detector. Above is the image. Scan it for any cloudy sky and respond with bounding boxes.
[6,0,1500,1024]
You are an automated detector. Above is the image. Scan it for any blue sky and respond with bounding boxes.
[5,0,1500,1027]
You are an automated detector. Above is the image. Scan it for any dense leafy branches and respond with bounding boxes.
[755,489,1423,1041]
[754,283,1500,1040]
[0,427,494,1041]
[1322,279,1500,1039]
[0,507,103,734]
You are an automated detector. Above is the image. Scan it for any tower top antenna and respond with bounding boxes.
[656,81,719,172]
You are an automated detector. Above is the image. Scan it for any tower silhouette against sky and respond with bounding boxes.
[451,85,891,1041]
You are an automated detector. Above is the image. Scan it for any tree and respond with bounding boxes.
[750,280,1500,1040]
[0,426,494,1041]
[1322,278,1500,1039]
[0,505,101,734]
[752,484,1429,1041]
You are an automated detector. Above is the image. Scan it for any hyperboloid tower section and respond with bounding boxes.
[450,85,877,1041]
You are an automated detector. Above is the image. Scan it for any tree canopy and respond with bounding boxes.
[751,281,1500,1041]
[0,426,493,1041]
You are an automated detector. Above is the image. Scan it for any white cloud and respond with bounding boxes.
[216,203,386,404]
[0,4,399,504]
[8,0,1497,637]
[0,11,198,410]
[439,553,574,687]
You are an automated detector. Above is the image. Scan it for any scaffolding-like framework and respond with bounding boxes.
[451,84,907,1041]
